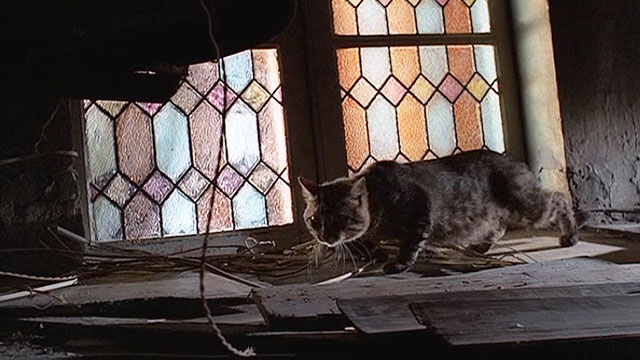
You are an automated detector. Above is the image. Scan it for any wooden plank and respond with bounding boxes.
[338,282,640,334]
[0,271,253,310]
[410,291,640,345]
[252,258,640,330]
[588,224,640,235]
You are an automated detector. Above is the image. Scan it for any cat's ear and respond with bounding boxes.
[298,177,318,198]
[351,177,367,198]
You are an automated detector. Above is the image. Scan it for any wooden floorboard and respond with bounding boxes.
[0,270,253,310]
[410,291,640,345]
[338,282,640,334]
[253,258,640,330]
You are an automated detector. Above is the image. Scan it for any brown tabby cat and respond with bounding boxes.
[298,150,585,274]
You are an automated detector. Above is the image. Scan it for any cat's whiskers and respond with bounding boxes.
[344,243,358,271]
[351,241,372,261]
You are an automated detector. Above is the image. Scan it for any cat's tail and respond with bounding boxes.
[574,209,591,229]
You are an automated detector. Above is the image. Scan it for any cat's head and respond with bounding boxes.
[297,176,370,247]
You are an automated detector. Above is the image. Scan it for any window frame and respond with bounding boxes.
[70,11,320,252]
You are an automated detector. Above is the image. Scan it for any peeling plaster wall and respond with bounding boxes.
[549,0,640,223]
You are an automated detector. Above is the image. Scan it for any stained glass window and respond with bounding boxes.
[332,0,504,174]
[84,49,293,242]
[338,45,502,172]
[332,0,491,36]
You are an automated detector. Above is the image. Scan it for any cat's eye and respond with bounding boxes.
[307,215,316,223]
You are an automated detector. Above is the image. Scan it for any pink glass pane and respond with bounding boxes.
[142,171,174,203]
[190,101,223,180]
[217,166,244,196]
[207,82,238,111]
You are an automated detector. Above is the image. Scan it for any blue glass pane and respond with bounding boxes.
[85,105,117,188]
[368,95,399,160]
[474,45,497,83]
[426,93,456,156]
[93,196,123,242]
[481,91,505,152]
[225,101,260,175]
[153,103,192,182]
[233,183,267,229]
[223,50,253,93]
[162,189,197,236]
[416,0,445,34]
[357,0,388,35]
[419,46,448,85]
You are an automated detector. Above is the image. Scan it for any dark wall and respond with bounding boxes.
[549,0,640,223]
[0,97,83,275]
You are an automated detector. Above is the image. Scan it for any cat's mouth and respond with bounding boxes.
[316,234,359,248]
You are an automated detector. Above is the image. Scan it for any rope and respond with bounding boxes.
[197,0,255,356]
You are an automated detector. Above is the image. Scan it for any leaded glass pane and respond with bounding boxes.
[336,45,504,172]
[84,49,293,242]
[332,0,491,35]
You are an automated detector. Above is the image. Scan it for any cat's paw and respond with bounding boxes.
[383,262,411,274]
[559,234,579,247]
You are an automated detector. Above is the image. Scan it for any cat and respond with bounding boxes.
[298,150,586,274]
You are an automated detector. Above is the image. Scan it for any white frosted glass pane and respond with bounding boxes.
[419,46,448,85]
[368,95,399,160]
[85,105,117,188]
[233,183,267,229]
[162,190,197,236]
[226,101,260,175]
[481,91,505,152]
[416,0,444,34]
[93,196,123,242]
[474,45,497,83]
[357,0,388,35]
[471,0,491,33]
[361,47,391,88]
[427,93,456,156]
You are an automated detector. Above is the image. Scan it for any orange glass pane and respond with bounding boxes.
[253,49,281,93]
[454,91,483,151]
[388,0,417,35]
[448,45,475,84]
[397,95,428,160]
[444,0,472,34]
[337,48,362,90]
[116,105,154,185]
[332,0,358,35]
[390,46,420,87]
[197,187,233,233]
[266,179,294,226]
[342,96,369,171]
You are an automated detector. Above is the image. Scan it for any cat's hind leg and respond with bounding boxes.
[544,191,579,247]
[516,190,579,247]
[466,226,506,255]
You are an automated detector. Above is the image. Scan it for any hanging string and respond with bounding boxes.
[196,0,256,357]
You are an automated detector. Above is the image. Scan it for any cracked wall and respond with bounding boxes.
[549,0,640,223]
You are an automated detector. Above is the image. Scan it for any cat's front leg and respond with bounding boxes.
[383,243,420,274]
